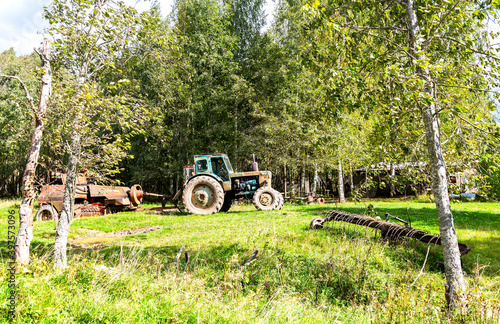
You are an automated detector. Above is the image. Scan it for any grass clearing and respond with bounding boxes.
[1,198,499,323]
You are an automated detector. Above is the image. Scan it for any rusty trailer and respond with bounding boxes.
[35,172,165,221]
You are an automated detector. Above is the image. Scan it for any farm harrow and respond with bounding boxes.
[310,210,471,256]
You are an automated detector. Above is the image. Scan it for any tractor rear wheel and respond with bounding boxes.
[182,176,224,214]
[35,204,58,222]
[253,187,279,211]
[220,192,234,212]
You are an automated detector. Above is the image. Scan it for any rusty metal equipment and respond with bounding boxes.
[35,172,165,221]
[173,154,284,214]
[310,210,471,256]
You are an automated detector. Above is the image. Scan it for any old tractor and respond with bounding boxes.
[35,172,146,221]
[173,154,283,214]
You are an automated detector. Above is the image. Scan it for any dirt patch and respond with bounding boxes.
[70,225,164,245]
[112,225,163,236]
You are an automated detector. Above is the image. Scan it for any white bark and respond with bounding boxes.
[54,71,84,269]
[338,160,345,203]
[14,40,52,265]
[405,0,466,307]
[284,164,287,198]
[312,166,318,197]
[390,163,396,197]
[54,134,80,269]
[300,167,305,196]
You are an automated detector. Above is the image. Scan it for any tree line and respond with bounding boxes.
[1,0,498,201]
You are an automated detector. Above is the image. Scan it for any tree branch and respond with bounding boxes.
[356,30,417,61]
[0,74,36,113]
[341,24,407,31]
[456,113,497,135]
[423,0,464,49]
[435,82,500,94]
[438,35,500,62]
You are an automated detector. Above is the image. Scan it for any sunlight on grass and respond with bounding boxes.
[1,199,499,323]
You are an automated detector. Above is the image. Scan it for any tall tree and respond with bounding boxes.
[0,50,39,197]
[44,0,150,268]
[227,0,266,61]
[1,40,52,265]
[304,0,500,306]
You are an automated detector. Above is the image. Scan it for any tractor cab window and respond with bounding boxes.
[196,159,208,172]
[211,157,229,181]
[223,156,234,172]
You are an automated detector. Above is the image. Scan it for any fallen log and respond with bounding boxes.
[310,210,471,256]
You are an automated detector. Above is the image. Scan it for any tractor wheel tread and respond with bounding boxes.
[181,175,224,215]
[253,187,279,211]
[274,190,284,210]
[220,192,234,213]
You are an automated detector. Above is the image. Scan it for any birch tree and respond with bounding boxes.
[1,40,52,265]
[44,0,151,268]
[305,0,500,307]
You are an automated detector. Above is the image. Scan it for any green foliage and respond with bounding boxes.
[298,0,500,197]
[0,50,41,196]
[1,0,498,201]
[478,153,500,200]
[45,77,144,179]
[39,0,154,183]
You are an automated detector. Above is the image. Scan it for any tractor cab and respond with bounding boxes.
[191,154,233,182]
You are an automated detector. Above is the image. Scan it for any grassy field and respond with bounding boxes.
[0,198,499,323]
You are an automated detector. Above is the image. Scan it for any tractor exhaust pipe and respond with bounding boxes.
[252,154,259,171]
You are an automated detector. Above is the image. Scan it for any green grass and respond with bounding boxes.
[1,198,499,323]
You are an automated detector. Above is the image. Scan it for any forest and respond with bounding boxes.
[0,0,498,200]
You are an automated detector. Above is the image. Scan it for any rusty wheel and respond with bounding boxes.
[35,204,58,222]
[181,176,224,215]
[253,187,279,211]
[129,184,144,206]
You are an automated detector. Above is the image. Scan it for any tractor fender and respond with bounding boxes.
[186,174,225,189]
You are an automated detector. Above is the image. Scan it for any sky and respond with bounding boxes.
[0,0,275,56]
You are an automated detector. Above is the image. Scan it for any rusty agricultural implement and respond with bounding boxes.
[36,172,167,221]
[310,210,471,256]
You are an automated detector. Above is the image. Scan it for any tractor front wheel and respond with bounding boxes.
[253,187,279,211]
[182,176,224,215]
[273,189,284,210]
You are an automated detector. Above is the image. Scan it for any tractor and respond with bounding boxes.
[173,154,283,214]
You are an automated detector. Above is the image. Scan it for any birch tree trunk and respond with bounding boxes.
[14,40,52,265]
[338,160,345,203]
[284,164,287,198]
[390,163,396,197]
[312,166,318,197]
[54,134,80,269]
[350,168,354,196]
[405,0,466,307]
[300,167,305,196]
[54,74,84,269]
